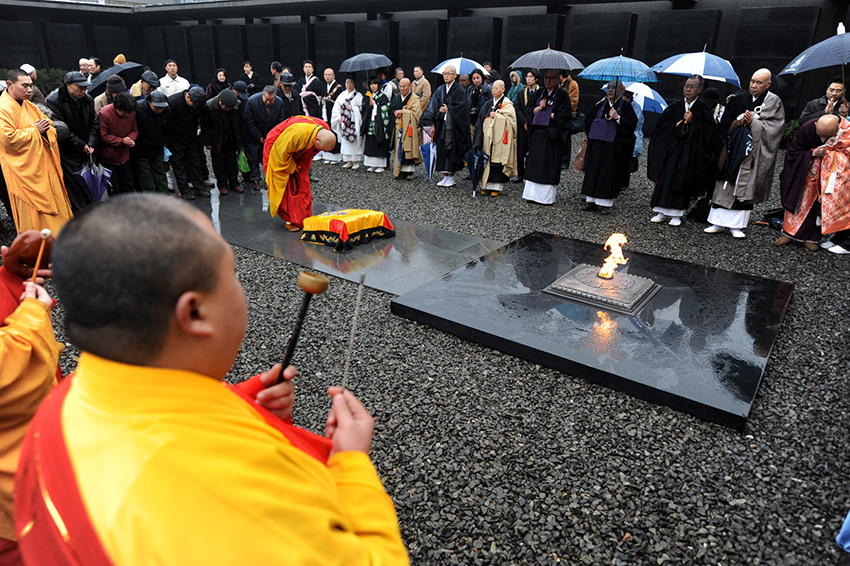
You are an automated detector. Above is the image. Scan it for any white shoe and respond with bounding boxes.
[704,225,725,234]
[650,213,667,223]
[351,163,360,170]
[668,217,682,227]
[819,240,835,249]
[437,176,450,186]
[828,244,850,254]
[367,167,375,172]
[313,154,323,161]
[730,229,746,239]
[442,175,456,187]
[374,168,384,173]
[342,162,352,169]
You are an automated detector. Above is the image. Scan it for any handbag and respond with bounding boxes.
[237,150,250,173]
[571,140,587,173]
[570,113,585,135]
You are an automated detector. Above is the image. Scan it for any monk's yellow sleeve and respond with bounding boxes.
[328,451,410,566]
[0,102,40,154]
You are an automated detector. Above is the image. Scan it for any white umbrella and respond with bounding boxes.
[431,57,489,76]
[600,81,668,113]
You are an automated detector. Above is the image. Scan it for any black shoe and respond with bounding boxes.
[196,189,211,197]
[180,192,196,201]
[599,206,614,215]
[582,202,598,211]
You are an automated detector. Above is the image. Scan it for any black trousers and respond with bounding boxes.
[243,139,262,183]
[170,143,205,195]
[102,161,135,195]
[0,169,12,221]
[211,140,240,191]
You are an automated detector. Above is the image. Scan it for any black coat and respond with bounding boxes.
[421,82,471,167]
[295,75,324,118]
[244,93,284,143]
[46,85,99,168]
[135,100,172,159]
[167,91,203,147]
[360,93,390,143]
[239,72,264,96]
[200,94,244,153]
[278,91,303,121]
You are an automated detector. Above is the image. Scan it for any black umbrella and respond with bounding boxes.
[509,48,584,71]
[464,148,489,188]
[339,53,392,73]
[88,62,144,96]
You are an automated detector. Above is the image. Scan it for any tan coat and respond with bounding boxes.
[479,98,517,187]
[392,94,424,177]
[412,77,432,110]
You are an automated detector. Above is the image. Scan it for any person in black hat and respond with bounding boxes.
[130,70,161,102]
[232,81,250,105]
[201,89,244,195]
[135,91,171,194]
[167,86,208,200]
[277,71,302,119]
[94,75,126,114]
[45,71,99,213]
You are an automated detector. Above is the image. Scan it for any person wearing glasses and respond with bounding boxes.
[420,66,471,187]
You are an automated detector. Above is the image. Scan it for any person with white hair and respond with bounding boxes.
[419,65,470,187]
[18,65,44,105]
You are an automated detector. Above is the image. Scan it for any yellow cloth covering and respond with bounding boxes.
[63,353,409,566]
[0,91,71,234]
[302,209,395,251]
[0,299,60,540]
[265,120,321,217]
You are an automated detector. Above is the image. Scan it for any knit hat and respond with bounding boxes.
[113,54,127,65]
[106,75,127,94]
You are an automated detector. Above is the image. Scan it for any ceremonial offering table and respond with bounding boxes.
[301,209,395,252]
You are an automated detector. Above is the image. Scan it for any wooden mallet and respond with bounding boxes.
[277,271,330,384]
[30,229,52,285]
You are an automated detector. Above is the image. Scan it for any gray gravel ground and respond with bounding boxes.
[2,137,849,564]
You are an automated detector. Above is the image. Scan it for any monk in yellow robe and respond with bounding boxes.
[473,80,517,195]
[263,116,337,232]
[16,194,409,566]
[0,70,71,235]
[389,78,423,180]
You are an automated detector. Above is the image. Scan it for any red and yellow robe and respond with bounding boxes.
[263,116,330,228]
[15,354,409,566]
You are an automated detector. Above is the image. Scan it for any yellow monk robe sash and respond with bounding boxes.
[301,209,395,252]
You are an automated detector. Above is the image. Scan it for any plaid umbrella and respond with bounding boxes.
[578,55,658,83]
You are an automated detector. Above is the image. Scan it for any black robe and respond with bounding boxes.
[524,87,571,185]
[581,97,638,200]
[296,75,324,118]
[647,98,714,210]
[516,86,539,178]
[361,93,391,158]
[420,82,471,173]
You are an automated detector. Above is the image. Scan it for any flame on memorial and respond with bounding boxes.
[597,233,628,279]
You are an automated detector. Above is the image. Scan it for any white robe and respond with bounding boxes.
[331,90,364,160]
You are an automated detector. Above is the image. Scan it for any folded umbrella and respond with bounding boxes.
[74,157,112,203]
[419,142,437,180]
[464,148,489,188]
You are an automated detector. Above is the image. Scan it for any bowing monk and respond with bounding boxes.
[0,69,72,234]
[0,231,63,564]
[15,194,409,566]
[263,116,337,232]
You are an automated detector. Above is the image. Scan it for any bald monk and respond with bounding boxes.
[0,231,62,564]
[15,194,409,566]
[0,69,72,235]
[263,116,337,231]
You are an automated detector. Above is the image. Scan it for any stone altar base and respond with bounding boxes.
[391,232,794,430]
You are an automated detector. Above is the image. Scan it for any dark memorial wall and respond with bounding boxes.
[45,24,88,71]
[93,26,133,65]
[246,24,275,76]
[278,23,310,70]
[216,26,244,78]
[143,27,167,72]
[0,22,44,69]
[163,26,191,82]
[189,26,215,84]
[354,20,398,66]
[397,19,446,77]
[314,22,351,71]
[504,15,564,70]
[447,17,503,70]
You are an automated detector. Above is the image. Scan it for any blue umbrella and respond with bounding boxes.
[74,158,112,203]
[599,82,668,113]
[419,142,437,180]
[578,55,658,83]
[779,28,850,75]
[432,57,489,77]
[650,51,740,87]
[463,148,489,188]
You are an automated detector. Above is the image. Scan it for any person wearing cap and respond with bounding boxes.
[98,92,138,195]
[0,69,72,234]
[46,71,99,214]
[113,53,126,66]
[167,86,208,200]
[18,65,44,106]
[94,74,127,114]
[134,91,172,194]
[244,86,284,190]
[277,71,302,120]
[201,89,244,195]
[158,59,191,98]
[130,70,161,102]
[232,80,250,105]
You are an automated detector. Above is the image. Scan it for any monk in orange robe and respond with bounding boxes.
[0,70,71,235]
[15,195,409,566]
[263,116,337,231]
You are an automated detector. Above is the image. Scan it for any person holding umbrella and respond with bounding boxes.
[579,79,638,214]
[420,66,471,187]
[646,75,715,226]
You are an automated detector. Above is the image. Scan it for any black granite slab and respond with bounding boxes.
[391,232,794,430]
[192,190,503,297]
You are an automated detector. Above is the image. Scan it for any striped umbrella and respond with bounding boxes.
[651,51,740,87]
[599,81,668,113]
[432,57,489,77]
[577,55,658,83]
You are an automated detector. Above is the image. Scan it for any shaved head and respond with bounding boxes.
[491,79,505,98]
[315,129,338,151]
[749,68,772,98]
[815,114,840,140]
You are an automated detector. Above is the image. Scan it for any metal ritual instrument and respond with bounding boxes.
[277,271,330,384]
[341,274,366,390]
